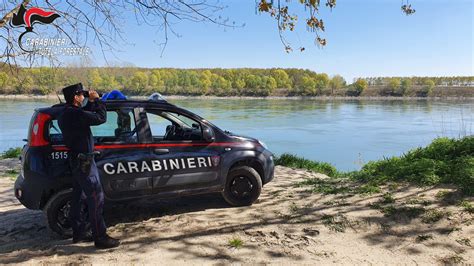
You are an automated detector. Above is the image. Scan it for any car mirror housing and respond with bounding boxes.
[202,126,215,142]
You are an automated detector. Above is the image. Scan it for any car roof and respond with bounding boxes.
[37,99,203,121]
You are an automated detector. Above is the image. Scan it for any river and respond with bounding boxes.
[0,98,472,171]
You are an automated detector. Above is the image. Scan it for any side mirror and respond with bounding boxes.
[202,126,215,142]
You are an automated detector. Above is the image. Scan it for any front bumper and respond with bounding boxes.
[262,151,275,185]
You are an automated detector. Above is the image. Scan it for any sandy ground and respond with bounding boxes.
[0,159,472,265]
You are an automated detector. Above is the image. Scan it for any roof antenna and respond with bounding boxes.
[56,91,63,104]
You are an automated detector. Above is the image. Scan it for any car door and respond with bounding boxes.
[93,106,154,200]
[142,108,222,195]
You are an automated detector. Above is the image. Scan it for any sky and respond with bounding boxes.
[53,0,474,82]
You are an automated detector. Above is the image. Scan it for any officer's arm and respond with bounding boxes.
[80,100,107,126]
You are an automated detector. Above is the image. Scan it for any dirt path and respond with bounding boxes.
[0,160,472,264]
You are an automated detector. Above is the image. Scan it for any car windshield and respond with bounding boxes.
[162,112,194,128]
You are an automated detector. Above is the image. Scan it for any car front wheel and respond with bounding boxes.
[222,166,262,206]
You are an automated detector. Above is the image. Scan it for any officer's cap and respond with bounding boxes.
[62,83,85,103]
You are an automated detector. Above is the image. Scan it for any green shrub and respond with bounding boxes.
[1,147,21,159]
[275,153,340,177]
[351,137,473,195]
[278,136,473,196]
[228,237,243,248]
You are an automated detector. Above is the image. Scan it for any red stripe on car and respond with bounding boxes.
[52,142,251,151]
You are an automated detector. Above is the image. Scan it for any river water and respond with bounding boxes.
[0,98,472,171]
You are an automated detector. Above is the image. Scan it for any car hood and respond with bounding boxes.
[227,132,259,143]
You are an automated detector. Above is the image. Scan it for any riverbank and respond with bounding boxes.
[0,160,472,264]
[1,94,473,101]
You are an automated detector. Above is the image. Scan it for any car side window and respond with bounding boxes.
[49,120,63,144]
[145,109,203,142]
[91,108,138,143]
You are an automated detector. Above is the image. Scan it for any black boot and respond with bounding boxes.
[72,231,94,244]
[94,234,120,249]
[72,234,94,244]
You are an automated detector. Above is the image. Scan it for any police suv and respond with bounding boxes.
[14,91,274,236]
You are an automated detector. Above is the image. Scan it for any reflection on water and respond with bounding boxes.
[0,98,472,171]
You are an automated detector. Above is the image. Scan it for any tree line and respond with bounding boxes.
[0,67,472,97]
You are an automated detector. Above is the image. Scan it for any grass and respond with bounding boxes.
[458,200,474,214]
[289,202,299,214]
[380,205,425,219]
[321,214,350,233]
[421,209,447,224]
[456,238,471,247]
[297,178,351,194]
[228,237,243,249]
[3,169,19,180]
[275,153,341,177]
[381,193,395,204]
[6,169,18,175]
[439,255,465,264]
[435,190,452,199]
[1,147,21,159]
[356,184,381,195]
[349,137,474,195]
[416,234,433,242]
[276,136,474,196]
[405,197,431,206]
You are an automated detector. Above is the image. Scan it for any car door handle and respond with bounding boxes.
[154,148,169,154]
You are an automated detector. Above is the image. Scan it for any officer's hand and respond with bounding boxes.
[88,90,100,102]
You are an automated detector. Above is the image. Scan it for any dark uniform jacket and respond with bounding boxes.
[58,100,107,153]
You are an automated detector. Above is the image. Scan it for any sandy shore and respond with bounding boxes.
[0,159,472,264]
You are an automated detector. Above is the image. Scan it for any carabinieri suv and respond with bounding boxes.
[14,91,274,236]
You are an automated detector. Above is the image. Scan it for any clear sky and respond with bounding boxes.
[85,0,473,82]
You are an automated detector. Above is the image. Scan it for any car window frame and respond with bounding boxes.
[92,107,141,144]
[141,107,204,143]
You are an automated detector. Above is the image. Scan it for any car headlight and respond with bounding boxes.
[258,140,268,149]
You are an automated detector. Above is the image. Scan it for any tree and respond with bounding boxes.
[421,79,435,97]
[400,79,412,96]
[0,72,8,90]
[300,75,316,95]
[386,78,401,96]
[314,73,329,95]
[270,69,291,88]
[130,71,148,94]
[88,69,103,89]
[350,79,368,96]
[329,75,346,95]
[100,74,119,91]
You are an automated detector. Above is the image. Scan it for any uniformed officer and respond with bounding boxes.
[58,83,120,249]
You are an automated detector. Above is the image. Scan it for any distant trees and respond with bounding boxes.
[0,67,471,97]
[349,79,368,96]
[363,76,474,87]
[400,79,412,96]
[0,72,8,93]
[385,78,401,96]
[329,75,346,95]
[421,79,435,97]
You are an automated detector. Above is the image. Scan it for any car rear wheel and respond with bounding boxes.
[43,189,77,238]
[222,166,262,206]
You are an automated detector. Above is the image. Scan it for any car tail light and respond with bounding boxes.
[29,113,51,147]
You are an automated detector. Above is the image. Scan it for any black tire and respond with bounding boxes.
[43,189,73,238]
[222,166,262,206]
